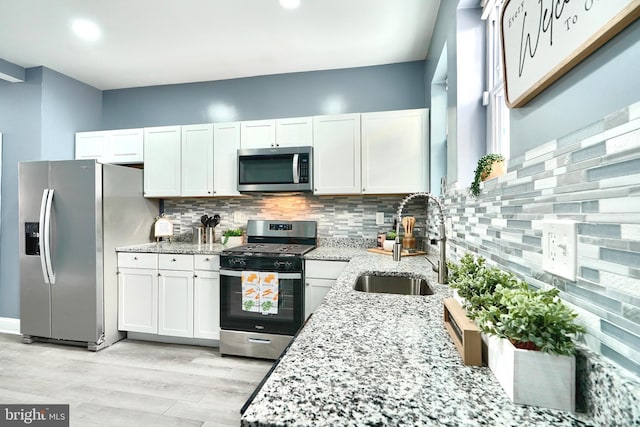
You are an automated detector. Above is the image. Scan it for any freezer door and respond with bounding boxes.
[19,162,52,338]
[48,160,103,342]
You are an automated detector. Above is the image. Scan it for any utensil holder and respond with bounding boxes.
[193,227,204,244]
[205,227,215,244]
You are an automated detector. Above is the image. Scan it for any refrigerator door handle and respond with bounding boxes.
[38,189,51,285]
[42,189,56,284]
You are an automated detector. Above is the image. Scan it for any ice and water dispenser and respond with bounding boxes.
[25,222,40,255]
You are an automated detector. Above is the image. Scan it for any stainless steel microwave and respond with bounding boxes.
[237,146,313,192]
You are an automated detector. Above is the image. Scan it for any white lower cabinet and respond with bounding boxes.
[118,267,159,334]
[117,253,220,341]
[158,269,194,338]
[194,270,220,339]
[305,260,348,318]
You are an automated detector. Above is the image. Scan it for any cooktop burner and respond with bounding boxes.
[221,243,315,257]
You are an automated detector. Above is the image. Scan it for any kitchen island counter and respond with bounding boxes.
[241,253,594,427]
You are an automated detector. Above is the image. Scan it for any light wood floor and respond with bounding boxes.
[0,333,273,426]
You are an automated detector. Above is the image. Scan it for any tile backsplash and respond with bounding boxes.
[163,194,433,243]
[441,102,640,379]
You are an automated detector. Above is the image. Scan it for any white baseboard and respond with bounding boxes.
[0,317,21,335]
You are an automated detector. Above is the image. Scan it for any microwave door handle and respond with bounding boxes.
[292,153,300,184]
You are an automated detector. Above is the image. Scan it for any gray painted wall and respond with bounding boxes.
[509,19,640,158]
[102,62,426,129]
[0,67,101,319]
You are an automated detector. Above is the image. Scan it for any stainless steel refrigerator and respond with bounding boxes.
[19,160,159,350]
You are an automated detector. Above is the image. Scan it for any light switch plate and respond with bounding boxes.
[376,212,384,225]
[542,220,577,281]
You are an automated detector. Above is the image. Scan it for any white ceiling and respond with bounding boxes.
[0,0,441,90]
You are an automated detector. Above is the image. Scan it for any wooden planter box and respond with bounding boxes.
[487,335,576,411]
[443,298,482,366]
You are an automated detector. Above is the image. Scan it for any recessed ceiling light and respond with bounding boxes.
[279,0,301,10]
[71,18,101,42]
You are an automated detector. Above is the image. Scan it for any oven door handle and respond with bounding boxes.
[220,269,302,280]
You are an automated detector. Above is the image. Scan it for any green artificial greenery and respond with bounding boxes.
[476,286,586,355]
[469,153,505,198]
[222,228,243,245]
[447,253,585,355]
[385,231,397,240]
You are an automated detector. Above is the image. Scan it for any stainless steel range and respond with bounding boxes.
[219,220,317,359]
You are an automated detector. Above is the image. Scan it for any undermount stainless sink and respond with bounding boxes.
[354,274,433,296]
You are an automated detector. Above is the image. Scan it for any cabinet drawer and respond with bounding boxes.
[158,254,193,271]
[194,254,220,271]
[118,252,158,269]
[306,260,348,279]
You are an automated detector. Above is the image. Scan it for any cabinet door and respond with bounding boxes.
[75,131,107,161]
[158,269,194,337]
[313,114,361,195]
[240,119,276,148]
[181,124,214,196]
[194,270,220,340]
[305,278,336,319]
[107,128,144,164]
[361,109,428,194]
[118,267,158,334]
[276,117,313,147]
[143,126,182,197]
[213,122,241,196]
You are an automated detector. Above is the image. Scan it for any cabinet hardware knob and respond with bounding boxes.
[158,273,161,277]
[194,274,198,278]
[133,256,138,260]
[305,282,309,286]
[172,258,176,262]
[205,258,210,261]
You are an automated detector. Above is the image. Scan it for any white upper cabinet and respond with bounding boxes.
[313,114,361,195]
[275,117,313,147]
[76,129,144,164]
[181,124,214,197]
[361,108,429,194]
[240,117,313,148]
[213,122,241,196]
[107,128,144,164]
[240,120,276,149]
[143,126,182,198]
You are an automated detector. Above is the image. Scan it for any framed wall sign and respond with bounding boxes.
[501,0,640,108]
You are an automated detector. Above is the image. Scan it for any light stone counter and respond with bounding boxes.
[241,253,594,427]
[116,241,225,255]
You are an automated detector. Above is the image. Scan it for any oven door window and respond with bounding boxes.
[238,154,295,185]
[220,270,303,335]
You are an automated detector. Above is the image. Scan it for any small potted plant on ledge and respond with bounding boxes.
[469,153,505,198]
[446,254,585,411]
[383,231,396,251]
[222,228,244,247]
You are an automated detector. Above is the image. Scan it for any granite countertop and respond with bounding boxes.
[116,241,225,255]
[116,242,370,259]
[240,253,594,427]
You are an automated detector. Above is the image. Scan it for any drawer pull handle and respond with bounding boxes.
[248,338,271,345]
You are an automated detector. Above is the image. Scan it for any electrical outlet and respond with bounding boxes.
[233,211,243,223]
[376,212,384,226]
[542,220,577,281]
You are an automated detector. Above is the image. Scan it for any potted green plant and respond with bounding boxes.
[447,253,585,411]
[383,231,396,251]
[469,153,505,198]
[222,228,244,246]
